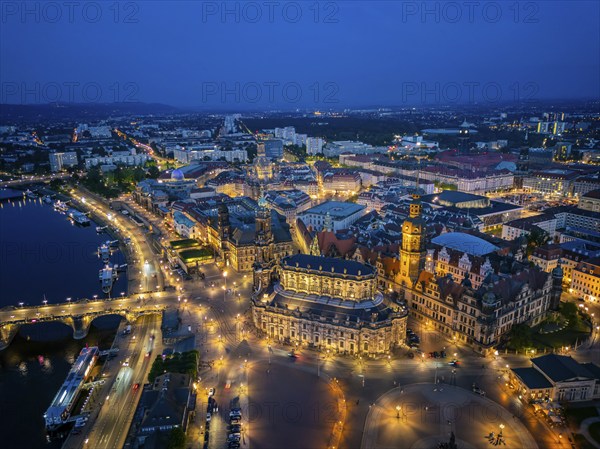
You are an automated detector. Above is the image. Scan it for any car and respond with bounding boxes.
[440,351,447,358]
[448,360,460,366]
[229,412,242,420]
[145,351,151,358]
[288,352,298,358]
[228,433,241,440]
[433,351,439,358]
[473,386,486,396]
[208,387,215,396]
[225,380,231,389]
[122,357,130,367]
[229,425,241,432]
[206,413,211,422]
[230,417,241,425]
[133,383,140,391]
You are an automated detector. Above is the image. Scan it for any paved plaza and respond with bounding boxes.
[247,360,336,449]
[361,383,539,449]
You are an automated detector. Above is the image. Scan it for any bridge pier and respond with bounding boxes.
[65,315,95,340]
[0,323,20,351]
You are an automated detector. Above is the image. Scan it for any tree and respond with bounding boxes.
[147,165,160,179]
[507,323,532,350]
[166,427,186,449]
[526,226,549,256]
[561,302,578,323]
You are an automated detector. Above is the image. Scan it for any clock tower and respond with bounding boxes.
[399,192,426,288]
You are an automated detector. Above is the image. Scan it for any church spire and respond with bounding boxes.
[409,158,422,219]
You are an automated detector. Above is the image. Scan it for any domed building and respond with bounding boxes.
[171,168,185,181]
[396,187,555,353]
[251,254,408,355]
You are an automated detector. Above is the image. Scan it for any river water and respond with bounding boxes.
[0,193,127,449]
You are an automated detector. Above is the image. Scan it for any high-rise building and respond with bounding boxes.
[49,152,78,172]
[263,139,283,159]
[306,137,324,155]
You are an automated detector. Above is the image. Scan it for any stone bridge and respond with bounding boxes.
[0,293,178,350]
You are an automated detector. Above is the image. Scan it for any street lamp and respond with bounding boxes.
[396,405,401,420]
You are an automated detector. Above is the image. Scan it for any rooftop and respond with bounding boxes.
[282,254,374,277]
[431,232,499,256]
[532,354,600,383]
[512,367,553,390]
[300,201,365,218]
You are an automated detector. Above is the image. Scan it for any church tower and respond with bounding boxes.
[217,203,231,264]
[399,173,426,288]
[550,261,563,310]
[253,194,276,293]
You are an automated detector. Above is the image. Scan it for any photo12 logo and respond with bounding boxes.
[201,1,339,23]
[400,81,539,105]
[201,81,340,105]
[400,1,540,24]
[0,1,140,24]
[1,81,140,104]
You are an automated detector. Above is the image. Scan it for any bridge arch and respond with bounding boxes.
[0,306,168,350]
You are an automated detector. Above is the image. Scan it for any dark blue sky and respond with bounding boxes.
[1,1,598,109]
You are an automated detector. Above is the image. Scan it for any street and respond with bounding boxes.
[65,315,162,449]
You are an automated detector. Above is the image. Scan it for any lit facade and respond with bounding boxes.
[251,254,408,355]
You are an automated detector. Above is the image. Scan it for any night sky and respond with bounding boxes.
[1,1,598,108]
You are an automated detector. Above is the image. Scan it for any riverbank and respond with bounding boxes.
[0,317,121,449]
[0,197,128,306]
[66,190,137,297]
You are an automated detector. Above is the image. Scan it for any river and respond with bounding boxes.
[0,192,127,449]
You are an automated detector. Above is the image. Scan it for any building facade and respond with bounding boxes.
[511,355,600,403]
[398,190,556,352]
[251,254,408,356]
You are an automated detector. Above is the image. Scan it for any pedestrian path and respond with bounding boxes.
[579,415,600,449]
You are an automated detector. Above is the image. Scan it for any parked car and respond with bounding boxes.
[473,386,486,396]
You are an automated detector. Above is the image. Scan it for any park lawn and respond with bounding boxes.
[169,238,200,250]
[148,350,199,382]
[590,422,600,445]
[574,434,596,449]
[531,318,590,350]
[179,247,213,262]
[564,406,599,427]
